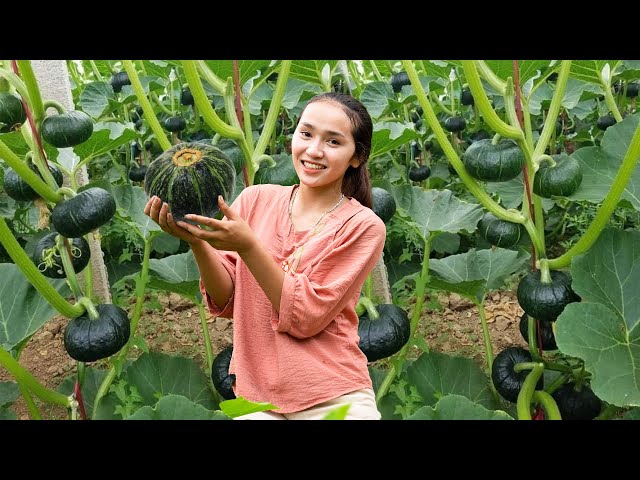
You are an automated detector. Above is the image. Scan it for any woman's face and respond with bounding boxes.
[291,100,360,191]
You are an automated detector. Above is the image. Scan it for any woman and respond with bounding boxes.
[144,92,386,419]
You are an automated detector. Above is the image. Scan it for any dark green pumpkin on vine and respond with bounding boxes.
[371,187,396,224]
[32,232,91,279]
[463,138,524,182]
[357,304,410,362]
[0,92,27,133]
[516,270,580,323]
[533,153,583,198]
[3,160,63,202]
[211,346,236,400]
[51,187,117,238]
[491,347,542,403]
[477,212,525,248]
[41,111,94,148]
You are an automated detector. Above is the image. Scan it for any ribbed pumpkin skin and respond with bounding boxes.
[144,143,236,224]
[64,304,130,362]
[517,270,579,323]
[358,304,410,362]
[51,187,117,238]
[0,92,27,133]
[551,383,602,420]
[3,161,64,201]
[477,212,524,248]
[41,111,94,148]
[211,346,236,400]
[492,347,541,402]
[463,139,524,182]
[533,154,583,198]
[32,232,91,279]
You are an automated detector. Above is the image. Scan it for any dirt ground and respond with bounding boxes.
[0,289,526,420]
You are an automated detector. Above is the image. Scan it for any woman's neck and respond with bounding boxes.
[295,184,344,213]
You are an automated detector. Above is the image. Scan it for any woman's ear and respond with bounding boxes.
[349,156,362,169]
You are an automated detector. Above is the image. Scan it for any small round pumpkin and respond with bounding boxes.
[390,72,411,93]
[517,270,580,323]
[64,304,130,362]
[409,165,431,182]
[551,383,602,420]
[41,111,94,148]
[596,114,616,131]
[0,92,27,133]
[144,142,236,224]
[358,304,410,362]
[492,347,542,403]
[211,346,236,400]
[3,160,64,202]
[533,153,583,198]
[163,116,187,133]
[32,232,91,279]
[463,138,524,182]
[128,165,148,182]
[51,187,117,238]
[110,71,131,93]
[477,212,525,248]
[371,187,396,223]
[443,116,466,133]
[518,313,557,350]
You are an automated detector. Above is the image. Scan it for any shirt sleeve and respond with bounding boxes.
[199,185,260,319]
[274,214,386,339]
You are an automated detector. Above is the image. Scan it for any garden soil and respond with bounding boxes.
[0,290,527,420]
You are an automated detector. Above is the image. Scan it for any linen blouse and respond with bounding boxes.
[200,184,386,413]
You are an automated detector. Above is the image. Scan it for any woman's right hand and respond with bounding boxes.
[143,196,203,245]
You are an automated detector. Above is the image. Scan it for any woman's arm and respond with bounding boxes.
[190,239,234,310]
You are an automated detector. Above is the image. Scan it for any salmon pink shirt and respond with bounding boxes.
[200,184,386,413]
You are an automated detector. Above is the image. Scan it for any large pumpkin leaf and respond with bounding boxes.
[485,60,551,86]
[360,82,394,119]
[571,61,623,84]
[0,381,19,407]
[147,251,202,301]
[0,264,69,350]
[405,351,496,409]
[127,394,229,420]
[555,228,640,407]
[407,394,513,420]
[429,248,530,302]
[112,184,161,238]
[370,121,419,160]
[289,60,339,88]
[0,131,30,156]
[121,352,216,409]
[78,81,115,118]
[484,174,557,211]
[202,60,272,90]
[72,122,138,161]
[568,113,640,209]
[391,185,483,239]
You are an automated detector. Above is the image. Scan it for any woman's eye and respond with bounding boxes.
[301,131,311,137]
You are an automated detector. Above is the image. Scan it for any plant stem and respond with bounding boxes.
[196,300,214,377]
[516,363,544,419]
[534,61,572,159]
[548,123,640,269]
[532,390,561,420]
[477,301,495,376]
[122,60,172,151]
[402,60,524,224]
[18,384,42,419]
[57,235,84,301]
[0,217,84,317]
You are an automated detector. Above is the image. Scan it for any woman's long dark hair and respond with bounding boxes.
[303,92,373,208]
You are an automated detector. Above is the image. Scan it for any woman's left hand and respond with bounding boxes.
[177,196,256,254]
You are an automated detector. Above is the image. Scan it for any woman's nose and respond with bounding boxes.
[306,139,324,157]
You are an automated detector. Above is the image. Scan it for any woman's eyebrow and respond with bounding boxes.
[300,122,346,138]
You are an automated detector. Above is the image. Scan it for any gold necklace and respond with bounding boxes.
[288,188,344,233]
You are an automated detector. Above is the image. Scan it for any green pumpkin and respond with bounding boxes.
[491,347,542,403]
[51,187,117,238]
[0,92,27,133]
[32,232,91,279]
[551,383,602,420]
[211,346,236,400]
[64,304,130,362]
[358,304,410,362]
[254,154,299,186]
[463,138,524,182]
[144,142,236,224]
[41,111,94,148]
[3,160,64,201]
[533,154,583,198]
[371,187,396,224]
[477,212,525,248]
[516,270,580,323]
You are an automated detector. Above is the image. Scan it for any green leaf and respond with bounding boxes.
[289,60,339,87]
[121,352,217,409]
[571,61,623,84]
[0,131,30,156]
[322,404,351,420]
[150,232,181,255]
[112,184,161,238]
[407,394,513,420]
[431,232,460,254]
[568,113,640,209]
[79,81,115,118]
[72,122,138,161]
[391,185,483,239]
[370,122,419,159]
[360,82,394,119]
[485,60,550,85]
[0,381,19,407]
[203,60,272,89]
[147,251,202,300]
[0,264,69,350]
[556,228,640,407]
[559,78,604,110]
[219,396,278,418]
[485,174,554,210]
[405,351,497,409]
[621,408,640,420]
[281,79,323,110]
[126,394,230,420]
[429,248,530,302]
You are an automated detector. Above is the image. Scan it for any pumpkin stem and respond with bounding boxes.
[78,297,100,320]
[356,296,379,321]
[172,147,203,167]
